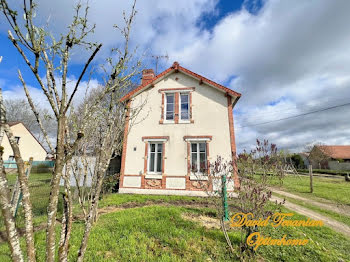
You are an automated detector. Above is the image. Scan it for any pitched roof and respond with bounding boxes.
[7,121,48,153]
[8,122,21,127]
[317,145,350,159]
[120,61,242,103]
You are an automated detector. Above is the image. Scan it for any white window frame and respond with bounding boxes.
[190,142,207,180]
[164,93,175,123]
[147,142,163,175]
[179,93,190,122]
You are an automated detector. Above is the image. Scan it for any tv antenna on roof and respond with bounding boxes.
[151,53,169,75]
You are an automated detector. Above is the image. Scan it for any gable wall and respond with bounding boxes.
[124,71,232,176]
[1,123,47,161]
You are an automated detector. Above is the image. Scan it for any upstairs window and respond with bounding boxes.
[15,136,20,144]
[191,142,207,173]
[165,94,174,121]
[148,143,163,173]
[180,93,189,120]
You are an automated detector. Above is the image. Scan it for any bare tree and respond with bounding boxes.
[0,0,141,261]
[305,142,332,169]
[0,88,24,262]
[4,98,56,147]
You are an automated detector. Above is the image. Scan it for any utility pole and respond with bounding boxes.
[152,54,169,74]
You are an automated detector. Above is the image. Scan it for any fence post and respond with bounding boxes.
[309,164,313,193]
[221,175,229,221]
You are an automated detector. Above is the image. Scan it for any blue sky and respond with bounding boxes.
[1,0,350,152]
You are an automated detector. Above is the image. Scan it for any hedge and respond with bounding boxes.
[297,169,350,176]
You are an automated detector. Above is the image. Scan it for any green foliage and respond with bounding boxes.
[291,154,305,169]
[101,173,119,195]
[31,163,52,173]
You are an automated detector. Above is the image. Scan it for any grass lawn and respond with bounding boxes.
[273,192,350,228]
[0,173,61,232]
[267,175,350,206]
[1,173,350,261]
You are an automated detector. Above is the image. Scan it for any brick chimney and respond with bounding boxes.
[141,69,155,85]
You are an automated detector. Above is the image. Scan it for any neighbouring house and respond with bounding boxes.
[119,62,241,196]
[1,122,47,161]
[308,145,350,171]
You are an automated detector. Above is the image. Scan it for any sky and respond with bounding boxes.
[0,0,350,153]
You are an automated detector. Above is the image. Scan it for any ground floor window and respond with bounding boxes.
[148,143,163,173]
[191,142,207,173]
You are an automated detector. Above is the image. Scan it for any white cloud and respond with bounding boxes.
[1,0,350,153]
[2,76,100,112]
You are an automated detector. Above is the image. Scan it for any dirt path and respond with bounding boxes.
[270,188,350,216]
[270,195,350,237]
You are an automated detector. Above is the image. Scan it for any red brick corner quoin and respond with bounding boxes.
[227,95,240,189]
[120,100,131,188]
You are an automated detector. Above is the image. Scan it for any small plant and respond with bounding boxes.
[196,139,285,261]
[236,139,285,260]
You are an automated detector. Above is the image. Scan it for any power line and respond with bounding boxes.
[237,101,350,128]
[236,96,350,120]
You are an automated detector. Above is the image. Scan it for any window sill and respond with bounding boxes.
[145,174,162,179]
[190,175,208,181]
[162,121,175,124]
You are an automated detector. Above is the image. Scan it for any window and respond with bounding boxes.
[8,156,15,161]
[180,93,189,120]
[191,142,207,173]
[148,143,163,173]
[15,136,20,144]
[165,93,174,121]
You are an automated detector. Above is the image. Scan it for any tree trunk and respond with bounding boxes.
[76,164,107,262]
[0,152,24,262]
[58,162,73,262]
[46,116,65,262]
[3,124,36,262]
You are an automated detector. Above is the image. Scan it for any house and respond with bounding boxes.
[119,62,241,196]
[1,122,47,161]
[308,145,350,171]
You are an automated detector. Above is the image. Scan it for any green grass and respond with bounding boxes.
[267,175,350,206]
[1,201,350,261]
[1,174,350,261]
[256,206,350,262]
[273,192,350,228]
[99,193,211,208]
[0,173,62,232]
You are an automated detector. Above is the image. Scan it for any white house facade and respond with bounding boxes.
[119,62,241,196]
[1,122,47,161]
